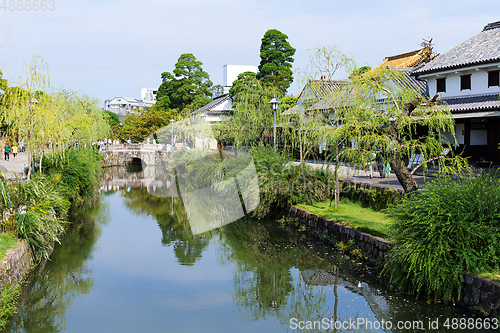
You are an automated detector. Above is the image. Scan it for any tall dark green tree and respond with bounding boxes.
[257,29,296,94]
[157,53,213,112]
[229,71,260,108]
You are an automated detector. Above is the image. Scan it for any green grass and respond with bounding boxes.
[0,234,19,262]
[296,199,391,239]
[478,271,500,282]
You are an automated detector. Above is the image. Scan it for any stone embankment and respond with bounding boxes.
[0,241,33,290]
[285,204,500,318]
[459,274,500,317]
[286,206,390,262]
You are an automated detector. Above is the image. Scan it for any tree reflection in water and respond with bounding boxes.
[5,202,108,333]
[220,218,336,325]
[121,187,216,266]
[6,180,482,333]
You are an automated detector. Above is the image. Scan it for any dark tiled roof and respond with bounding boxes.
[191,93,232,115]
[442,93,500,113]
[393,67,427,95]
[298,80,345,101]
[304,68,427,111]
[414,21,500,75]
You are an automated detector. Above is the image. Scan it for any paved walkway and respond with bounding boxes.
[303,160,431,192]
[0,151,29,179]
[0,152,431,192]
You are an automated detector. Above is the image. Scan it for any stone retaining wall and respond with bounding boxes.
[459,274,500,317]
[285,206,391,263]
[0,241,33,290]
[285,205,500,317]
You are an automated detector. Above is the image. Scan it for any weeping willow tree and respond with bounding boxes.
[0,56,109,180]
[0,57,53,180]
[221,73,282,149]
[333,67,469,193]
[280,47,354,207]
[51,90,109,147]
[291,47,469,195]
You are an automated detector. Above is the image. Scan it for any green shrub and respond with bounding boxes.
[384,173,500,302]
[41,148,101,206]
[7,176,69,259]
[250,146,333,218]
[341,183,401,211]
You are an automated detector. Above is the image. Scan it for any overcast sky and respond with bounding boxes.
[0,0,499,105]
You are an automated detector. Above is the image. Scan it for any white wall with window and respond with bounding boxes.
[422,65,500,97]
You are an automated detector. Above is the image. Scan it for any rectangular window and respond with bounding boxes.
[460,74,471,90]
[436,78,446,93]
[488,70,500,87]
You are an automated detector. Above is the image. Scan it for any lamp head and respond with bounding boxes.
[269,97,280,110]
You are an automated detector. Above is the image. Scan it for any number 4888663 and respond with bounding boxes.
[1,0,55,11]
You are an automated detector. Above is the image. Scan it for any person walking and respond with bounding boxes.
[12,144,18,161]
[376,152,385,178]
[365,152,376,179]
[4,143,10,161]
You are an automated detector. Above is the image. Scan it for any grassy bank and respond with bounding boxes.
[478,271,500,283]
[0,147,103,330]
[296,199,391,239]
[0,234,18,262]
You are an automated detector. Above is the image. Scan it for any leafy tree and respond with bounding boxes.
[0,57,54,179]
[221,79,280,147]
[229,71,260,108]
[278,96,296,112]
[211,84,224,98]
[117,104,179,142]
[257,29,296,93]
[297,47,469,193]
[103,110,119,126]
[0,57,109,179]
[0,70,7,93]
[348,65,371,79]
[157,53,213,112]
[51,90,109,146]
[103,110,121,137]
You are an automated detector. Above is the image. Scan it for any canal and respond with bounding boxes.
[3,166,488,332]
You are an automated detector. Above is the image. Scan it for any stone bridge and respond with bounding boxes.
[101,165,178,197]
[99,143,168,166]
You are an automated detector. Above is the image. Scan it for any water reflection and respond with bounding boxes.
[5,167,488,333]
[122,187,213,266]
[6,203,107,332]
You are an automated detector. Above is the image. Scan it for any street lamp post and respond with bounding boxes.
[170,119,174,154]
[269,97,280,155]
[201,115,206,150]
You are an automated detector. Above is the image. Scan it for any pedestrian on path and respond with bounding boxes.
[4,143,10,161]
[12,144,18,161]
[376,152,387,178]
[365,152,376,179]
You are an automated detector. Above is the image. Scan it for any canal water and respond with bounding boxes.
[4,167,489,332]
